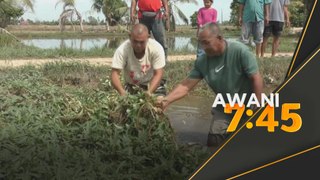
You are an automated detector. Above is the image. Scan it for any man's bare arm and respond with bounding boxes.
[111,68,126,96]
[130,0,138,24]
[148,68,163,94]
[250,72,264,106]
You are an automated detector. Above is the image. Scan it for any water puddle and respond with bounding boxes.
[166,95,213,145]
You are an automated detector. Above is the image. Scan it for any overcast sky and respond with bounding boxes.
[22,0,233,23]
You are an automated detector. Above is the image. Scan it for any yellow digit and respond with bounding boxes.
[255,105,279,132]
[225,104,245,132]
[281,103,302,133]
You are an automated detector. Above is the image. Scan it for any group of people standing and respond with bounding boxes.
[110,0,290,148]
[197,0,290,58]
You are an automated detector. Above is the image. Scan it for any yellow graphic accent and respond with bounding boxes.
[227,145,320,179]
[287,0,318,77]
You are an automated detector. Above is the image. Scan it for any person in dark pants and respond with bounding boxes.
[261,0,290,58]
[130,0,169,61]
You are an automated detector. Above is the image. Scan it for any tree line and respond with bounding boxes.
[1,0,314,30]
[0,0,199,32]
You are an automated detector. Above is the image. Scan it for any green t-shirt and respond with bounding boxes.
[238,0,272,22]
[189,40,258,111]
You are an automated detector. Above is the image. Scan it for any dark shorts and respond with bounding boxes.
[263,21,284,37]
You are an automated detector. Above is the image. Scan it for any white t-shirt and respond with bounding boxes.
[112,38,165,86]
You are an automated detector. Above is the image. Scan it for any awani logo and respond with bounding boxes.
[214,93,302,133]
[212,93,279,108]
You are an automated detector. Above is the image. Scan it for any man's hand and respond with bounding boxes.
[286,20,291,28]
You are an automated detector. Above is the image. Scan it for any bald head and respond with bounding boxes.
[130,23,149,37]
[198,22,225,56]
[199,22,223,37]
[129,24,149,55]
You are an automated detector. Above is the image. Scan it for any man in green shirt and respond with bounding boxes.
[238,0,272,57]
[158,22,263,148]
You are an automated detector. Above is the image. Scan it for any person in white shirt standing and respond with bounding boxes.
[261,0,290,58]
[111,23,166,96]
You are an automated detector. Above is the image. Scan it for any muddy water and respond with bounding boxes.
[165,96,214,146]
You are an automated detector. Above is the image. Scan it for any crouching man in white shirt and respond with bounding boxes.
[111,23,166,96]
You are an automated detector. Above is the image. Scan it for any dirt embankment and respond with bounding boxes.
[0,53,293,68]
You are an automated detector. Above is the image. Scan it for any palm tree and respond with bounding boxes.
[18,0,35,12]
[168,0,198,31]
[56,0,83,32]
[0,0,34,28]
[91,0,129,31]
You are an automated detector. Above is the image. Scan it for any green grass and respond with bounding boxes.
[0,56,292,178]
[0,62,210,179]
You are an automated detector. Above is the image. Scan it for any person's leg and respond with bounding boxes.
[261,23,272,58]
[253,20,264,57]
[255,43,262,58]
[207,108,231,148]
[271,21,284,57]
[272,36,280,57]
[261,37,269,58]
[151,18,168,62]
[139,18,152,35]
[240,22,251,45]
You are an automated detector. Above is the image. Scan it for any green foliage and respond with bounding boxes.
[0,62,210,179]
[0,34,20,46]
[92,0,128,25]
[0,1,23,28]
[87,16,99,26]
[229,0,239,27]
[190,11,198,28]
[0,0,34,28]
[289,0,307,27]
